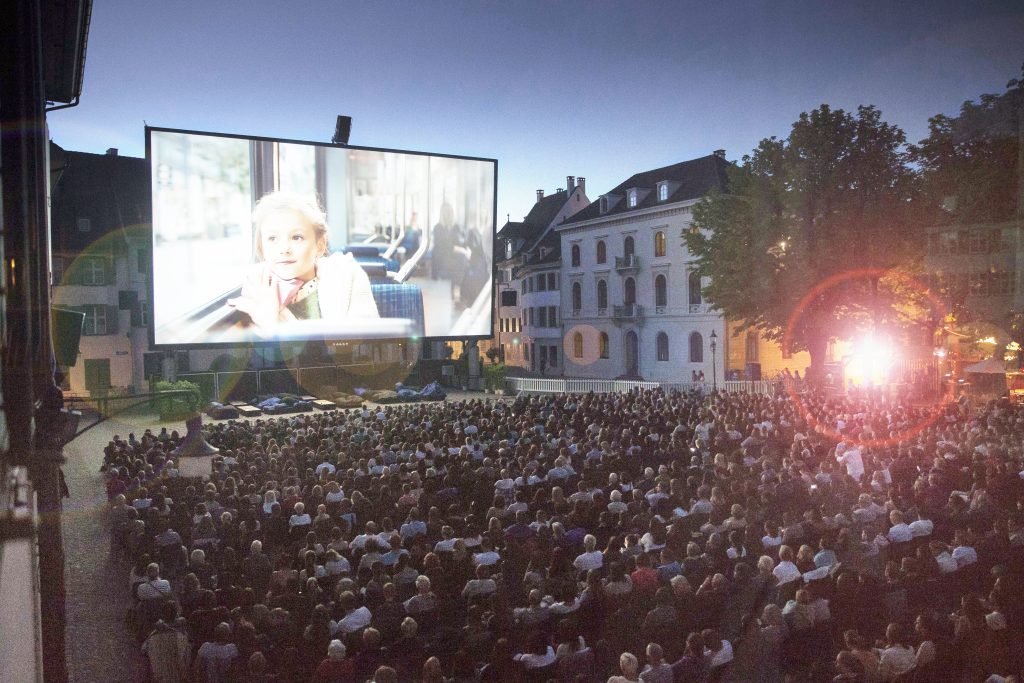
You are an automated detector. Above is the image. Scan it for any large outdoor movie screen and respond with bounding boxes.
[147,128,496,348]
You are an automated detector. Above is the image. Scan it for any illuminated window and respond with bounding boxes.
[658,183,668,201]
[628,190,637,208]
[599,332,609,358]
[654,232,666,258]
[573,332,584,358]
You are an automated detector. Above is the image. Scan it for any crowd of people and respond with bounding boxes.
[102,385,1024,682]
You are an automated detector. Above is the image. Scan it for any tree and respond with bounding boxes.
[684,105,925,381]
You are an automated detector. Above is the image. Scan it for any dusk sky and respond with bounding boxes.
[49,0,1024,227]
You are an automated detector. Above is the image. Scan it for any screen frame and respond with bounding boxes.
[145,125,498,351]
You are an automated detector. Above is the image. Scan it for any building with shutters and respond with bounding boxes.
[50,144,154,395]
[493,177,589,372]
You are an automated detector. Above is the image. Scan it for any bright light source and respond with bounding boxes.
[933,348,947,358]
[845,335,895,386]
[977,336,998,345]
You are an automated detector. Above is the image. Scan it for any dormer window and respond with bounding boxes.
[505,241,512,259]
[658,183,668,201]
[599,196,608,214]
[627,189,638,208]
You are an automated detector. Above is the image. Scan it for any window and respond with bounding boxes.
[549,346,558,367]
[522,279,527,294]
[528,308,535,326]
[82,257,106,286]
[538,274,547,291]
[573,332,584,358]
[571,244,581,267]
[506,242,513,259]
[500,290,517,307]
[658,183,668,201]
[628,189,637,208]
[745,331,759,363]
[528,278,533,293]
[548,306,557,326]
[599,332,609,359]
[624,277,636,305]
[547,273,556,289]
[600,197,608,214]
[137,248,150,274]
[77,217,91,232]
[596,240,606,264]
[689,332,703,363]
[657,332,669,361]
[572,282,582,311]
[499,319,505,333]
[655,274,667,308]
[624,236,635,258]
[82,304,109,336]
[654,231,666,257]
[597,279,608,310]
[688,272,702,305]
[539,307,548,327]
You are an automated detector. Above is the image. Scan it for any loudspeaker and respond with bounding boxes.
[51,307,85,367]
[746,362,761,381]
[332,115,352,145]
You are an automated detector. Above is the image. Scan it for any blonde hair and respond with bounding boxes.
[252,191,329,261]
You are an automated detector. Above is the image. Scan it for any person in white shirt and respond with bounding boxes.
[835,442,864,482]
[573,535,604,573]
[135,563,173,601]
[471,540,501,567]
[607,490,628,515]
[330,592,372,634]
[876,622,916,681]
[773,546,801,585]
[703,629,734,669]
[887,510,913,544]
[908,515,933,538]
[288,502,311,529]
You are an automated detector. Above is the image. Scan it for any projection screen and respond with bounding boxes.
[146,127,496,348]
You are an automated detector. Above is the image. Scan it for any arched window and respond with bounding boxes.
[599,332,609,359]
[596,240,606,264]
[505,241,513,259]
[572,282,582,311]
[654,231,666,257]
[571,244,581,267]
[654,274,667,308]
[597,279,608,310]
[624,236,635,258]
[624,277,636,305]
[745,331,759,363]
[658,183,668,201]
[656,332,669,361]
[689,332,703,363]
[573,332,584,359]
[688,271,702,305]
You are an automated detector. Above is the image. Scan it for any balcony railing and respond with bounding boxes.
[612,303,643,322]
[688,303,707,314]
[614,254,640,272]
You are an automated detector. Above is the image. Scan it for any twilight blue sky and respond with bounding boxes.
[49,0,1024,226]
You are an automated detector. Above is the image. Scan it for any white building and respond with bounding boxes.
[493,178,589,373]
[557,154,729,381]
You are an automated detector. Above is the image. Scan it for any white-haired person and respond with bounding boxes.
[311,639,353,683]
[228,190,378,333]
[608,651,641,682]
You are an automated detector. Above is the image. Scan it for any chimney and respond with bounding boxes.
[106,148,119,156]
[713,149,726,159]
[577,177,586,195]
[566,176,575,193]
[556,188,563,194]
[536,189,544,203]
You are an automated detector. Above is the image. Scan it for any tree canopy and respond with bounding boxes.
[684,104,926,378]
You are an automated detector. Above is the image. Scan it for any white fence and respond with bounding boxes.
[505,377,778,395]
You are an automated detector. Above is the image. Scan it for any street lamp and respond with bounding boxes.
[710,330,718,391]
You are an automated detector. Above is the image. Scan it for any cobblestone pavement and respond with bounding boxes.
[62,411,187,683]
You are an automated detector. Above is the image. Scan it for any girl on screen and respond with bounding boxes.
[228,191,379,332]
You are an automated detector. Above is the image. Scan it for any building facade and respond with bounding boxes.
[558,155,729,381]
[50,145,155,396]
[493,177,589,372]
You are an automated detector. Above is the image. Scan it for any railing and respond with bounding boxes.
[612,304,643,321]
[506,377,778,395]
[614,254,640,271]
[688,303,707,314]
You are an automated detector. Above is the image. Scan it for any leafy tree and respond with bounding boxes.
[911,63,1022,226]
[685,105,925,380]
